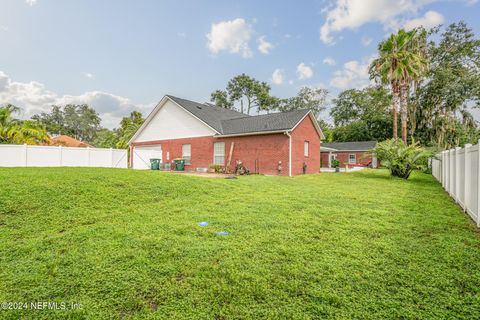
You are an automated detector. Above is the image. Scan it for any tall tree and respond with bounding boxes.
[278,87,328,118]
[210,90,233,109]
[32,104,101,143]
[115,111,144,149]
[398,29,428,143]
[370,29,424,141]
[330,86,393,142]
[412,22,480,148]
[211,74,278,114]
[0,104,49,145]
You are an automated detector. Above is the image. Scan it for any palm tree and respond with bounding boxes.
[398,30,428,143]
[370,29,427,142]
[0,104,49,144]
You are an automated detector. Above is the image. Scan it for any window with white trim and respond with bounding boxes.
[348,153,356,164]
[182,144,191,164]
[304,141,309,157]
[213,142,225,165]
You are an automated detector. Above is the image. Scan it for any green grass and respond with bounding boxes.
[0,168,479,319]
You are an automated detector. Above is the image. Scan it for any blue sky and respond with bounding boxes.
[1,0,479,128]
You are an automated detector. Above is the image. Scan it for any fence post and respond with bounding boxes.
[448,149,453,195]
[441,151,445,188]
[464,144,472,212]
[58,146,63,166]
[87,147,91,167]
[22,144,28,167]
[477,140,480,227]
[110,148,114,168]
[455,147,462,203]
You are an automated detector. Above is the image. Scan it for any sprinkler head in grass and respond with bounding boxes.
[198,221,209,227]
[216,231,229,235]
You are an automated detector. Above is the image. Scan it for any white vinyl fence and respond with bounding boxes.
[0,144,127,168]
[431,142,480,227]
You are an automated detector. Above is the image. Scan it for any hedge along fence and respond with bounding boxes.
[431,142,480,227]
[0,144,128,168]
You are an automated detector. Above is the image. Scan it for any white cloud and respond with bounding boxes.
[330,56,374,89]
[296,63,313,80]
[361,36,373,46]
[0,71,154,129]
[257,36,274,54]
[323,57,336,66]
[271,69,284,85]
[0,26,8,31]
[319,0,436,45]
[26,0,37,6]
[177,32,187,38]
[403,10,444,30]
[83,72,95,79]
[288,80,294,85]
[206,18,253,58]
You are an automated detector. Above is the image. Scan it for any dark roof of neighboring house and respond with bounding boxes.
[167,95,315,136]
[321,141,377,151]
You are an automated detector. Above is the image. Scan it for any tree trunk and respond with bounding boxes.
[400,84,409,143]
[392,83,400,140]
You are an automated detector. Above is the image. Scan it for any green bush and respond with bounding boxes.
[209,164,224,173]
[331,159,340,168]
[373,139,431,179]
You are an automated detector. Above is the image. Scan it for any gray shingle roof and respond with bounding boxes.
[220,109,310,135]
[321,141,377,151]
[168,95,312,136]
[167,95,246,133]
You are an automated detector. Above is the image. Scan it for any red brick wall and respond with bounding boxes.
[291,115,321,175]
[131,134,290,175]
[218,133,290,176]
[131,136,216,170]
[131,115,321,176]
[320,151,373,168]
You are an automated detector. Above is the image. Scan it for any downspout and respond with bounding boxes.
[285,131,292,177]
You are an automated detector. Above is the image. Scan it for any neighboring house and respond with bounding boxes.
[49,135,92,148]
[128,95,324,176]
[321,141,377,168]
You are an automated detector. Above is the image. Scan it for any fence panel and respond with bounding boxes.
[431,142,480,227]
[0,144,127,169]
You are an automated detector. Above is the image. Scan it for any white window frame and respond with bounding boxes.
[304,141,309,157]
[213,142,225,165]
[182,144,191,164]
[348,153,356,165]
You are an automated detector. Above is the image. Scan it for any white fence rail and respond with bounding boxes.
[0,144,128,168]
[431,142,480,227]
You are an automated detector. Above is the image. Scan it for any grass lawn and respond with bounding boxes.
[1,168,480,319]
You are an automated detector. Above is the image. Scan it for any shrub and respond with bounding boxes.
[331,159,340,168]
[209,164,224,173]
[373,139,431,179]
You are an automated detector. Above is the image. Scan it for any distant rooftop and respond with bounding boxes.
[321,141,377,151]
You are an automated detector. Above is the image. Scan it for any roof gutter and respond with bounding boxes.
[321,149,371,152]
[214,129,288,138]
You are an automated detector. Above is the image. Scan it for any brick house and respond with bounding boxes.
[128,95,324,176]
[320,141,378,168]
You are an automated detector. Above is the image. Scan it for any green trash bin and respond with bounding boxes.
[150,158,160,170]
[174,159,185,171]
